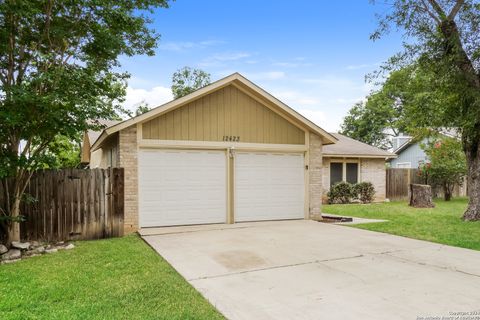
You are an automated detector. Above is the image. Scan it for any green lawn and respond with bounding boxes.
[323,198,480,251]
[0,235,224,320]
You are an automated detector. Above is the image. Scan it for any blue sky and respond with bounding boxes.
[120,0,404,132]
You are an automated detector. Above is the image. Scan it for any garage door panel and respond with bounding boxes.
[139,149,226,227]
[235,152,305,222]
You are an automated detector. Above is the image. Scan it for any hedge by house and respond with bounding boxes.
[328,181,376,204]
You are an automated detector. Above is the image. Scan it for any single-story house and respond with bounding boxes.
[81,73,395,233]
[322,133,395,203]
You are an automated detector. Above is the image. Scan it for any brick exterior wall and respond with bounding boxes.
[118,125,138,233]
[322,157,332,203]
[321,157,386,203]
[360,158,386,201]
[309,133,323,220]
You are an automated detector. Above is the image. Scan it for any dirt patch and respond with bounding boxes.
[214,250,266,270]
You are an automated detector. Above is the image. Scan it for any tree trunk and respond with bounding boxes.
[7,197,21,245]
[443,184,452,201]
[463,146,480,221]
[409,184,435,208]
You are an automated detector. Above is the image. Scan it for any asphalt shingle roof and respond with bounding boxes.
[323,133,395,158]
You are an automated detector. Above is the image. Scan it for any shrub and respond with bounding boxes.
[328,182,355,204]
[354,182,376,204]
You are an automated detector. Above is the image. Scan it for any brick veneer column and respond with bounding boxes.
[118,126,138,233]
[309,133,323,220]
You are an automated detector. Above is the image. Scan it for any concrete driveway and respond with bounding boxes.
[141,220,480,320]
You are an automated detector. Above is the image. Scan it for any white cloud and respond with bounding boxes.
[297,109,331,130]
[159,40,224,52]
[273,90,318,106]
[123,86,173,114]
[267,75,376,132]
[198,52,252,67]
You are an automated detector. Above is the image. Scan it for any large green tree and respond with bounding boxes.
[0,0,170,244]
[171,67,211,99]
[341,68,410,149]
[372,0,480,221]
[44,135,82,169]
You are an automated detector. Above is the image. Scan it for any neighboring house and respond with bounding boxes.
[389,135,428,169]
[388,132,467,197]
[81,119,120,167]
[322,133,396,203]
[81,73,393,234]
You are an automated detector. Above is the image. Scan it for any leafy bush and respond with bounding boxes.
[419,138,466,201]
[353,182,376,204]
[328,182,355,204]
[328,181,376,204]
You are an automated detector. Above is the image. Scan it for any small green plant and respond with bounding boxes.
[353,182,376,204]
[328,182,355,204]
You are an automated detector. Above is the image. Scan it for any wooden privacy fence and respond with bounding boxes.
[1,168,124,242]
[386,168,467,200]
[386,168,423,200]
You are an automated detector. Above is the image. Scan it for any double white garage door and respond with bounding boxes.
[138,149,305,227]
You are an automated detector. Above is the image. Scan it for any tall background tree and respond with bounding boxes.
[171,67,211,99]
[0,0,170,244]
[371,0,480,221]
[340,68,410,149]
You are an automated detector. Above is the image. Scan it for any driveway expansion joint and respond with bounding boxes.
[188,254,364,282]
[383,252,480,278]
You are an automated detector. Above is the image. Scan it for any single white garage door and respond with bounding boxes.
[138,149,227,227]
[235,152,305,222]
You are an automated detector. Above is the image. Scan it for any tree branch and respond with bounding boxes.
[427,0,448,19]
[419,0,441,24]
[448,0,464,20]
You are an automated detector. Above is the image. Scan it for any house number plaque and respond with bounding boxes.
[223,135,240,142]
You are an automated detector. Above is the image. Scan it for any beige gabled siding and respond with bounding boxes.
[142,85,305,145]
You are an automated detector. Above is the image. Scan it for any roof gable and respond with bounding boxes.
[142,84,306,144]
[92,73,337,150]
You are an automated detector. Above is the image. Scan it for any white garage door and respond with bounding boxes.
[235,152,305,222]
[138,149,227,227]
